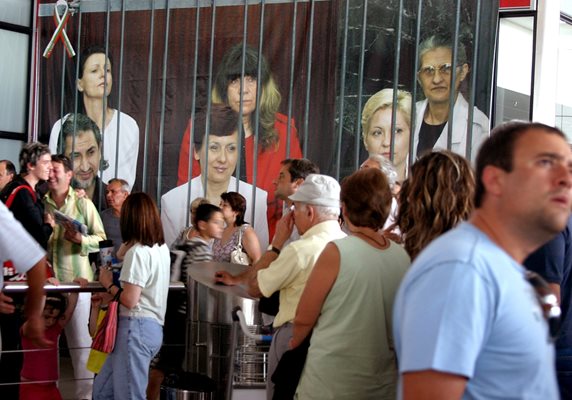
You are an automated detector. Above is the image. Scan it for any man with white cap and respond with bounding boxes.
[215,173,346,399]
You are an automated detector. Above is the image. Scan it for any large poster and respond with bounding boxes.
[36,0,498,240]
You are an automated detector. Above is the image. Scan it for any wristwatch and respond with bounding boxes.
[267,244,281,255]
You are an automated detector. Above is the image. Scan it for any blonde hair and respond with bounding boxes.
[361,89,412,139]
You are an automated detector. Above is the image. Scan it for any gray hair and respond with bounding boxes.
[108,178,130,193]
[362,154,398,189]
[418,34,467,66]
[309,204,340,219]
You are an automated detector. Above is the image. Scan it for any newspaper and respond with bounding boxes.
[53,210,88,236]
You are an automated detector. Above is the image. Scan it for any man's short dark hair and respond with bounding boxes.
[19,142,51,174]
[61,113,102,148]
[51,154,73,173]
[192,104,239,150]
[0,160,16,176]
[475,121,566,207]
[281,158,319,181]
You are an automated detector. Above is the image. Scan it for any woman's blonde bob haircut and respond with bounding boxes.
[361,88,412,139]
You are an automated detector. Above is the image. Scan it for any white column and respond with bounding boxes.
[532,0,561,124]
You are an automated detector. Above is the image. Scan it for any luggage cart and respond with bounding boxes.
[226,307,273,400]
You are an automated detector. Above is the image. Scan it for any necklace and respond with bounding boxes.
[351,229,389,249]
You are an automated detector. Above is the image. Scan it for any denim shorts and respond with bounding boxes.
[93,316,163,400]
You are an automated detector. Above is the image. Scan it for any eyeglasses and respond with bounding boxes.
[418,63,455,78]
[526,270,561,341]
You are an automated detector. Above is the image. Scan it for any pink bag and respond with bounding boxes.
[91,291,121,353]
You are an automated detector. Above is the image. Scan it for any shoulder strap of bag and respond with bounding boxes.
[236,224,249,251]
[5,185,36,209]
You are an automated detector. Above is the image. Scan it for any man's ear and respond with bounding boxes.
[292,178,305,190]
[481,165,505,198]
[193,146,200,161]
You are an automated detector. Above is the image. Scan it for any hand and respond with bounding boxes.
[46,277,60,286]
[0,292,15,314]
[214,271,237,286]
[272,212,295,250]
[91,292,103,308]
[74,188,87,199]
[99,266,113,289]
[73,277,88,287]
[44,212,55,228]
[63,222,82,244]
[22,316,53,348]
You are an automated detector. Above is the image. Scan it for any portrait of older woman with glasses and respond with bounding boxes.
[414,34,489,161]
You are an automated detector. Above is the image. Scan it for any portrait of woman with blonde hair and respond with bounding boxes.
[361,88,412,181]
[394,150,475,260]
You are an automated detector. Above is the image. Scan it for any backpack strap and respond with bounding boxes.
[5,185,37,209]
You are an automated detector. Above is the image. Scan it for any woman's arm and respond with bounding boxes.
[290,243,340,349]
[242,226,262,263]
[106,281,141,310]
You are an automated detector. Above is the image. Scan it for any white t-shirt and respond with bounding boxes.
[119,243,170,325]
[49,109,139,187]
[0,202,45,287]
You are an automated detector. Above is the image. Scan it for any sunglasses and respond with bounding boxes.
[526,270,561,341]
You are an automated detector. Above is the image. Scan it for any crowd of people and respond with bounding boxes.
[0,36,570,400]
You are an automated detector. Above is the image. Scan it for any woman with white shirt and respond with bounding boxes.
[49,45,139,187]
[94,192,170,399]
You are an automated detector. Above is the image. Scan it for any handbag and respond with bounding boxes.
[230,225,251,265]
[271,334,312,400]
[91,289,121,353]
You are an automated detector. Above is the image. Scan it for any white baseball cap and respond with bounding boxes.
[288,174,340,208]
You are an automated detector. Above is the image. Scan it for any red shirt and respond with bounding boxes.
[177,113,303,239]
[21,323,63,381]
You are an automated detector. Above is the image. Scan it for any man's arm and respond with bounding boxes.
[402,370,468,400]
[77,199,107,255]
[22,257,52,348]
[214,211,293,289]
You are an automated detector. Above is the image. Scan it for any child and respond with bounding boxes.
[19,286,82,400]
[86,292,111,375]
[147,203,224,400]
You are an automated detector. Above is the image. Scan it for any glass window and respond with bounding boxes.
[0,0,31,27]
[495,16,534,125]
[0,30,29,134]
[556,20,572,140]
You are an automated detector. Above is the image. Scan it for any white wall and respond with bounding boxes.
[0,138,23,173]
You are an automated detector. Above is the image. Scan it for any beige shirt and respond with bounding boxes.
[257,220,346,327]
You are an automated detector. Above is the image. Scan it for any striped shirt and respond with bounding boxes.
[44,189,106,282]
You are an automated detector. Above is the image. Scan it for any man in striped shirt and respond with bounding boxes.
[44,154,106,400]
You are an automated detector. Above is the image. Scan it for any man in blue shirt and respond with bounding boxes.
[525,216,572,398]
[394,121,572,399]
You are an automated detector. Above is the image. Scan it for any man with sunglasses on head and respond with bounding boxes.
[414,34,489,160]
[394,121,572,399]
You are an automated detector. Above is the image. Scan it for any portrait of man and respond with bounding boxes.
[59,113,108,209]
